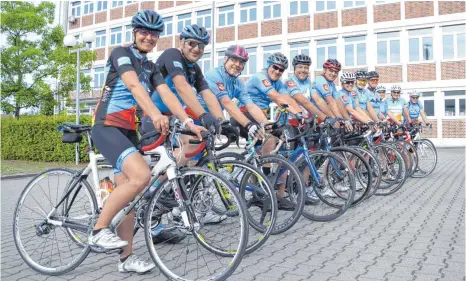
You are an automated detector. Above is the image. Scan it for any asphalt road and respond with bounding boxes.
[1,148,464,281]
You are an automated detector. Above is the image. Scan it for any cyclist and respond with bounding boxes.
[353,70,378,122]
[312,59,345,119]
[338,72,372,123]
[200,44,266,141]
[89,10,205,274]
[386,84,405,126]
[375,85,388,119]
[366,71,383,122]
[404,90,428,125]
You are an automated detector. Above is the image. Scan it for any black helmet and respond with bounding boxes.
[131,10,164,32]
[292,54,311,67]
[355,70,368,79]
[367,71,380,79]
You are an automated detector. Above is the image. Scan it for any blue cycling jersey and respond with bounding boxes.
[241,70,288,110]
[284,74,312,99]
[312,75,337,100]
[404,101,424,121]
[338,88,359,110]
[201,66,253,112]
[354,86,371,111]
[367,87,382,115]
[380,100,387,116]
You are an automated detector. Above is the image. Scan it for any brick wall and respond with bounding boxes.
[175,35,182,48]
[141,1,154,10]
[110,7,123,20]
[405,1,434,19]
[125,3,139,17]
[407,64,436,81]
[422,120,437,138]
[374,3,401,22]
[441,61,466,80]
[314,12,338,30]
[342,7,367,27]
[238,23,258,40]
[288,16,310,33]
[439,1,466,15]
[442,120,466,138]
[375,65,403,83]
[95,48,105,60]
[216,27,235,43]
[95,11,107,24]
[261,20,282,37]
[157,36,173,52]
[81,15,93,27]
[176,1,191,6]
[108,46,118,55]
[69,17,81,30]
[159,1,174,10]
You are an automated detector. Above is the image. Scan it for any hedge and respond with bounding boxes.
[1,115,93,162]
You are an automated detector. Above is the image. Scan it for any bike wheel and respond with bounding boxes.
[412,139,438,178]
[330,147,371,206]
[144,167,248,281]
[373,144,407,196]
[299,151,356,222]
[13,168,96,275]
[348,146,382,199]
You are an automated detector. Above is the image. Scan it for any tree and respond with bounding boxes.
[1,1,96,118]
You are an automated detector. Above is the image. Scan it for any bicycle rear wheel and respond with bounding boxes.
[412,139,437,178]
[373,144,407,196]
[13,168,96,275]
[348,146,382,199]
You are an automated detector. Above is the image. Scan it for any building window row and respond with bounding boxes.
[70,0,130,16]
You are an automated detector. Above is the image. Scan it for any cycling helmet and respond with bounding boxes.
[267,52,288,69]
[376,85,386,92]
[367,71,380,79]
[180,24,210,44]
[225,45,249,62]
[355,70,368,79]
[323,59,341,71]
[131,10,164,32]
[390,84,402,92]
[409,90,421,97]
[340,72,356,83]
[292,54,312,67]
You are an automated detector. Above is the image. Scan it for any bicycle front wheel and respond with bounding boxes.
[412,139,437,178]
[373,144,407,196]
[144,167,248,281]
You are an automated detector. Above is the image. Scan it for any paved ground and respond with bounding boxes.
[1,148,464,281]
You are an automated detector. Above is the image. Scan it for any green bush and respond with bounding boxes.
[1,115,92,162]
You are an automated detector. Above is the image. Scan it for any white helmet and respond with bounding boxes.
[376,85,386,92]
[391,85,401,92]
[340,72,356,83]
[409,90,421,97]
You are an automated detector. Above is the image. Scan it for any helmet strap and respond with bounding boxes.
[223,57,242,77]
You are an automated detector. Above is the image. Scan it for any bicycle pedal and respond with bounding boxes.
[104,248,122,255]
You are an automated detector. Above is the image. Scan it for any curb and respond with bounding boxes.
[2,173,38,180]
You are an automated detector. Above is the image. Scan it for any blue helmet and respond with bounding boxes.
[267,52,288,69]
[180,24,210,44]
[131,10,164,32]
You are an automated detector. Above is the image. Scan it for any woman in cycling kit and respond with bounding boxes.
[89,10,204,274]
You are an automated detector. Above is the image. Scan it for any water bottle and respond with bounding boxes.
[151,223,165,236]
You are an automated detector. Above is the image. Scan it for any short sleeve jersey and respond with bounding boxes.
[284,75,312,99]
[93,46,165,130]
[386,97,406,122]
[242,70,288,110]
[367,87,382,114]
[380,100,388,116]
[312,75,337,101]
[404,101,424,120]
[150,48,210,113]
[354,87,371,111]
[338,88,360,110]
[200,66,253,112]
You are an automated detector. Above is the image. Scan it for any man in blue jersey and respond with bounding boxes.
[366,71,383,122]
[404,91,428,125]
[337,72,372,123]
[312,59,345,119]
[376,85,388,119]
[354,70,377,122]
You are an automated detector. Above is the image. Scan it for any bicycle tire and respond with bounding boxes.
[373,144,408,196]
[347,146,382,199]
[412,139,438,178]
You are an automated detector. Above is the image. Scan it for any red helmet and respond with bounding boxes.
[225,45,249,62]
[323,59,341,71]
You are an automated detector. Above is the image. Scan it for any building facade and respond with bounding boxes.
[65,0,465,144]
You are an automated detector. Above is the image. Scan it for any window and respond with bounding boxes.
[240,2,257,23]
[83,1,94,15]
[97,1,107,11]
[218,5,234,27]
[344,1,365,8]
[93,67,106,88]
[421,92,435,117]
[377,31,400,64]
[289,42,310,70]
[160,17,173,37]
[316,38,337,68]
[444,90,466,117]
[442,24,465,60]
[177,13,192,33]
[217,51,225,67]
[290,0,309,16]
[95,30,106,48]
[345,35,366,66]
[243,47,257,76]
[197,10,212,29]
[316,1,336,12]
[264,1,281,20]
[110,27,122,45]
[127,1,135,4]
[71,1,81,17]
[112,1,123,8]
[408,28,434,62]
[263,45,281,68]
[197,53,211,74]
[125,25,132,42]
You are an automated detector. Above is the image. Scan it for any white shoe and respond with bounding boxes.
[118,254,155,274]
[88,228,128,250]
[321,189,338,198]
[201,211,227,225]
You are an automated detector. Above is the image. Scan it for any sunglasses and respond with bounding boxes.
[137,29,160,38]
[272,64,285,73]
[185,39,206,50]
[411,96,419,100]
[344,81,355,85]
[392,92,401,94]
